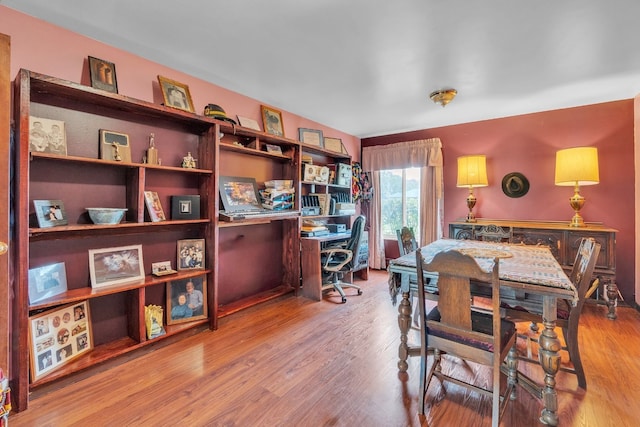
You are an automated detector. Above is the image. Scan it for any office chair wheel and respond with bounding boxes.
[357,289,363,295]
[341,297,347,303]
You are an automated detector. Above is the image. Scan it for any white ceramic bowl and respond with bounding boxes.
[86,208,128,225]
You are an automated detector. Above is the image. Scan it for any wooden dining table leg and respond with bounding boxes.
[538,297,562,426]
[397,291,412,372]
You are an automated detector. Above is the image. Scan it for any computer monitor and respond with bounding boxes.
[219,176,263,213]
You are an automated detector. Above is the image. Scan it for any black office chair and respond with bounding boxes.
[320,215,366,303]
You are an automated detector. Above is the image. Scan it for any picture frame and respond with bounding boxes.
[151,261,177,277]
[88,244,145,288]
[99,129,132,162]
[177,239,205,271]
[171,195,200,220]
[236,116,261,131]
[144,191,166,222]
[33,199,68,228]
[166,275,208,325]
[264,144,283,155]
[261,105,285,137]
[88,56,118,94]
[28,262,68,305]
[29,116,67,155]
[323,137,345,153]
[158,75,195,113]
[298,128,324,148]
[29,300,92,381]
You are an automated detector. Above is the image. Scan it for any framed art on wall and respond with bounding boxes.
[88,56,118,93]
[158,75,195,113]
[88,244,145,288]
[261,105,284,137]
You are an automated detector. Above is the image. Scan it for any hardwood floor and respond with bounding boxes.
[9,270,640,426]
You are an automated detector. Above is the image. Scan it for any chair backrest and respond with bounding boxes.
[396,226,418,255]
[345,215,366,270]
[475,224,512,243]
[570,237,601,310]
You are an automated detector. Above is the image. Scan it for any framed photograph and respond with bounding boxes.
[158,75,195,113]
[144,191,166,222]
[29,300,92,381]
[99,129,132,163]
[151,261,177,277]
[261,105,285,137]
[298,128,324,147]
[33,199,68,228]
[29,116,67,155]
[28,262,68,305]
[323,137,344,153]
[237,116,261,131]
[88,244,145,288]
[177,239,205,271]
[88,56,118,93]
[171,195,200,220]
[166,275,207,325]
[265,144,283,155]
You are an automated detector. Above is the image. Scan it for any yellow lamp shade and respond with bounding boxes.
[457,155,488,188]
[555,147,599,186]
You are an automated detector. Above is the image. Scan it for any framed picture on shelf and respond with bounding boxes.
[158,75,195,113]
[29,116,67,155]
[99,129,132,162]
[236,115,261,131]
[29,300,93,381]
[261,105,285,137]
[264,144,283,155]
[28,262,68,305]
[171,195,200,220]
[166,275,208,325]
[177,239,205,270]
[33,200,68,228]
[88,56,118,93]
[298,128,323,147]
[323,137,345,154]
[144,191,166,222]
[88,244,145,288]
[151,261,177,277]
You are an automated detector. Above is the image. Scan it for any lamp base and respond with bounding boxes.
[568,185,586,227]
[569,213,585,227]
[465,190,477,223]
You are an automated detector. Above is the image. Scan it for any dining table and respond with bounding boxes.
[387,238,576,426]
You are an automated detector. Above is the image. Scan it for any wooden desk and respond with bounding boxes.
[301,233,351,301]
[388,239,575,426]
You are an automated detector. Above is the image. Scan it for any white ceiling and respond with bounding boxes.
[5,0,640,138]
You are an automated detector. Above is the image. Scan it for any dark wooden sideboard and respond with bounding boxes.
[449,219,618,319]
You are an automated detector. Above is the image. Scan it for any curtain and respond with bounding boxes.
[362,138,444,269]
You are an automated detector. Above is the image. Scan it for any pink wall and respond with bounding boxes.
[0,6,360,158]
[363,101,636,303]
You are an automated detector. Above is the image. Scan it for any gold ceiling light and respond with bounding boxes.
[430,88,457,107]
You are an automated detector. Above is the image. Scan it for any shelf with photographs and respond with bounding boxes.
[218,120,300,161]
[12,69,217,410]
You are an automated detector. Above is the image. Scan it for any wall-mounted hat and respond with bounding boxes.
[501,172,530,198]
[204,104,237,125]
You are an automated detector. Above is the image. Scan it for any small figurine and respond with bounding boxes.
[147,133,159,165]
[182,152,197,169]
[111,142,122,161]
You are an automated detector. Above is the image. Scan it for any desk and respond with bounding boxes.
[301,232,351,301]
[388,239,575,426]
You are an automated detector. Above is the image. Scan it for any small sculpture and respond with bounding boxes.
[147,133,159,165]
[182,152,197,169]
[111,142,122,161]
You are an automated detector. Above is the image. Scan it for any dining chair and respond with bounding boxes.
[503,237,600,389]
[396,226,418,255]
[416,248,518,425]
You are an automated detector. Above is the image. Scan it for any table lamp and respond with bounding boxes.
[554,146,599,227]
[457,155,488,222]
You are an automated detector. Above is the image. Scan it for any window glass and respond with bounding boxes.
[380,168,421,239]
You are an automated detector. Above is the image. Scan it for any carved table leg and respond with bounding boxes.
[538,316,562,426]
[605,281,618,320]
[397,291,412,372]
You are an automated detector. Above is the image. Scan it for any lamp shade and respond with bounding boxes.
[555,147,599,186]
[457,155,488,188]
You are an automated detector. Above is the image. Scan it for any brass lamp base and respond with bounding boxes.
[465,189,477,223]
[568,185,586,227]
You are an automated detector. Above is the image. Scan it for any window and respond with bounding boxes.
[380,168,421,239]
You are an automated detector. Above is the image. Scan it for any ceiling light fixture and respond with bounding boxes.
[430,88,457,107]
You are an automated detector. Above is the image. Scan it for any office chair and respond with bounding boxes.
[320,215,365,303]
[416,248,518,425]
[504,237,600,389]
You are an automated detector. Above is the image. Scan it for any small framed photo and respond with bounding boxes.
[88,244,145,288]
[166,275,207,325]
[28,262,68,305]
[99,129,132,163]
[324,137,345,154]
[171,195,200,220]
[265,144,283,155]
[144,191,166,222]
[151,261,177,277]
[177,239,205,271]
[261,105,285,137]
[29,116,67,155]
[88,56,118,93]
[33,200,68,228]
[298,128,324,147]
[237,116,261,131]
[29,300,92,381]
[158,75,195,113]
